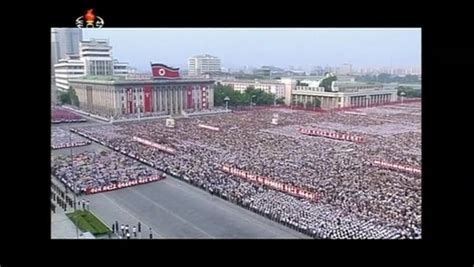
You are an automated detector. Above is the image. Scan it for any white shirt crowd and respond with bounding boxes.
[52,150,160,193]
[56,102,421,239]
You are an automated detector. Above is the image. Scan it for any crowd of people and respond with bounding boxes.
[51,128,91,149]
[52,107,86,124]
[62,102,421,239]
[51,149,160,194]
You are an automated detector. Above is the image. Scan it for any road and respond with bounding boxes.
[83,177,308,239]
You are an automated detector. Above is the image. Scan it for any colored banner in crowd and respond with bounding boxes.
[51,141,91,150]
[198,124,220,131]
[132,136,176,154]
[373,160,421,175]
[52,119,87,124]
[85,175,165,195]
[343,111,367,116]
[221,165,317,201]
[299,128,364,143]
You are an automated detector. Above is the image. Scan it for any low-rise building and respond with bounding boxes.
[221,79,286,99]
[291,81,397,109]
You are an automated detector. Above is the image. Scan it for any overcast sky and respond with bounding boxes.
[83,28,421,72]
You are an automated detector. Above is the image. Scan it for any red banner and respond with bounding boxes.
[132,136,176,154]
[372,160,421,175]
[51,141,91,150]
[85,175,165,195]
[187,86,193,109]
[144,85,152,113]
[221,165,317,201]
[299,127,364,143]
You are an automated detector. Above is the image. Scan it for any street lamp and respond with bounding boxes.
[400,91,406,104]
[224,96,230,110]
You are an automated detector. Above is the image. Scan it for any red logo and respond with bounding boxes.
[76,9,104,28]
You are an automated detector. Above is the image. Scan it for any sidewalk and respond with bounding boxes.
[51,208,82,239]
[51,176,142,239]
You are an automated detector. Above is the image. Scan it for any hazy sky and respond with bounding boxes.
[83,28,421,72]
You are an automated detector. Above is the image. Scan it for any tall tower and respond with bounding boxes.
[51,28,83,73]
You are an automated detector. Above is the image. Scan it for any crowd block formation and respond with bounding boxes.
[52,102,421,239]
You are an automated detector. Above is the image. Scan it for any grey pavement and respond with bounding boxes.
[51,210,82,239]
[85,177,309,239]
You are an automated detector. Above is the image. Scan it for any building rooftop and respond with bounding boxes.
[222,79,283,84]
[333,81,383,88]
[191,54,219,59]
[69,76,214,85]
[81,38,109,44]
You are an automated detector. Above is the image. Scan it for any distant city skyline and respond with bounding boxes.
[82,28,421,72]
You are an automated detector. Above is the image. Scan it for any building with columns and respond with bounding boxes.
[69,63,214,117]
[291,81,397,109]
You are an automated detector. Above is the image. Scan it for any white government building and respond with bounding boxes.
[220,74,397,109]
[291,80,397,109]
[54,39,129,92]
[188,54,221,77]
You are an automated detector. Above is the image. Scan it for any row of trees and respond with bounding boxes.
[356,73,420,84]
[58,87,80,106]
[214,83,284,107]
[397,86,421,98]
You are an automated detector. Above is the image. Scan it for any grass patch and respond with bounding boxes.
[66,210,111,236]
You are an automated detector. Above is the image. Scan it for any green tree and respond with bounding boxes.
[397,86,421,98]
[276,97,285,104]
[214,83,284,107]
[69,87,80,107]
[58,91,70,105]
[58,87,79,106]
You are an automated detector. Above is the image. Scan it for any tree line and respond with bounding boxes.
[214,83,285,107]
[356,73,420,84]
[397,86,421,98]
[58,87,80,106]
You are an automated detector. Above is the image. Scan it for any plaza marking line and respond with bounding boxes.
[159,178,304,238]
[98,192,165,238]
[127,187,214,238]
